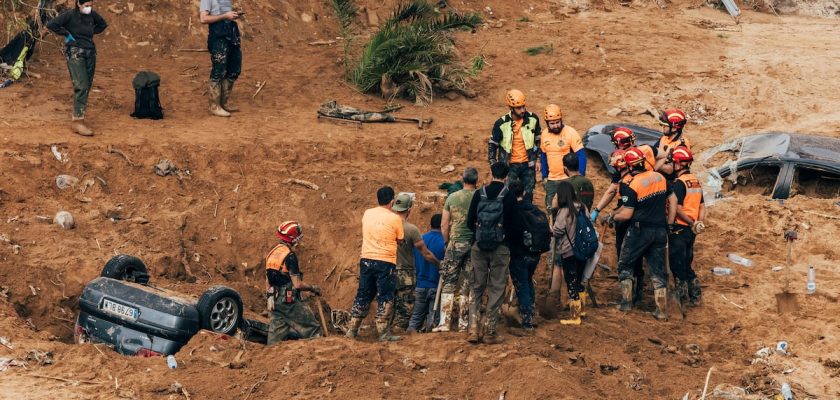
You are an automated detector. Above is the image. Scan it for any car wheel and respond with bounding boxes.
[101,255,150,284]
[197,286,243,335]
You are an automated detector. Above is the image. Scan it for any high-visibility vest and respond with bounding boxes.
[628,170,668,202]
[498,113,538,153]
[658,135,691,156]
[676,173,703,226]
[265,243,291,273]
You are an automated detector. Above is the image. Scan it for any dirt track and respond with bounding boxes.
[1,1,839,399]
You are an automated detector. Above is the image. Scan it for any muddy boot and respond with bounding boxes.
[376,303,400,342]
[561,300,582,325]
[344,317,362,339]
[688,278,702,307]
[652,288,669,321]
[432,293,453,332]
[70,117,94,136]
[208,81,231,117]
[618,279,634,312]
[578,289,588,318]
[466,313,481,344]
[457,293,470,332]
[482,318,501,344]
[633,277,644,305]
[676,280,690,305]
[220,79,239,113]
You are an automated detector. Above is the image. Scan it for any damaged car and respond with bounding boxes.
[583,123,662,175]
[75,255,267,356]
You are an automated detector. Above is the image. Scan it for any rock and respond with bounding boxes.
[301,12,313,23]
[136,41,150,46]
[571,47,581,55]
[686,343,701,355]
[441,164,455,173]
[665,345,678,354]
[56,175,79,190]
[154,159,177,176]
[54,211,75,229]
[127,2,134,12]
[365,8,379,27]
[444,91,461,101]
[606,107,623,117]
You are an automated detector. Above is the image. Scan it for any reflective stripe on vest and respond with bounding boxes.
[499,114,538,153]
[265,243,291,273]
[628,171,668,202]
[658,135,691,156]
[676,173,703,226]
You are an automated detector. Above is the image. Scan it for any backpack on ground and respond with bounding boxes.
[130,71,164,120]
[520,204,551,254]
[564,205,599,261]
[475,186,508,252]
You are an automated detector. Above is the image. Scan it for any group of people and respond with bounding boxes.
[260,89,707,345]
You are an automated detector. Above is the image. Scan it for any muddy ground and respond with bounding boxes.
[0,0,839,399]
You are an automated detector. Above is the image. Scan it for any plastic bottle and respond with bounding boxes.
[727,253,753,267]
[166,355,177,369]
[711,267,733,276]
[780,382,793,400]
[807,266,816,294]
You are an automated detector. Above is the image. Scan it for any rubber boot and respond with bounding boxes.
[482,317,501,345]
[688,278,702,307]
[432,293,454,332]
[578,289,588,318]
[208,81,231,117]
[457,292,470,332]
[676,280,690,305]
[376,303,401,342]
[561,299,582,325]
[653,288,668,321]
[618,279,634,312]
[633,277,644,305]
[70,117,94,136]
[344,317,362,339]
[220,79,239,113]
[466,312,480,344]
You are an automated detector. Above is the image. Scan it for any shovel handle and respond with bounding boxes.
[315,297,329,337]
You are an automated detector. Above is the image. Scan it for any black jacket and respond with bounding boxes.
[47,8,107,50]
[466,181,517,247]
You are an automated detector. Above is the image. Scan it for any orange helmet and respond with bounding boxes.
[506,89,526,107]
[623,147,646,168]
[276,220,303,245]
[544,104,563,122]
[611,127,636,149]
[658,108,687,135]
[670,145,693,164]
[609,149,627,170]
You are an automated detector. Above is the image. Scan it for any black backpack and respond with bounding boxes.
[564,205,599,261]
[130,71,164,120]
[520,204,551,254]
[475,186,508,252]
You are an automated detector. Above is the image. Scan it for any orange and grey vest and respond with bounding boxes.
[657,135,691,156]
[628,171,668,202]
[265,243,291,274]
[676,173,703,226]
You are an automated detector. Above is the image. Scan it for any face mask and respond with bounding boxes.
[80,5,92,14]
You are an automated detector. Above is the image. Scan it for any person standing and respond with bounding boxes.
[345,187,404,341]
[199,0,242,117]
[507,181,548,332]
[432,167,478,333]
[550,181,589,325]
[654,109,692,173]
[265,221,322,344]
[667,146,705,306]
[46,0,107,136]
[539,104,586,212]
[408,214,446,333]
[391,193,441,331]
[560,152,594,211]
[488,89,542,203]
[466,162,517,344]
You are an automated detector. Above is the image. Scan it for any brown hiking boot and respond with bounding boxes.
[221,79,239,113]
[482,333,502,345]
[70,118,94,136]
[652,288,669,321]
[208,81,231,117]
[466,312,481,344]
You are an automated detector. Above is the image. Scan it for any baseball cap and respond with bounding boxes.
[392,192,415,212]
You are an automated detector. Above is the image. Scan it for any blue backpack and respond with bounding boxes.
[564,206,599,261]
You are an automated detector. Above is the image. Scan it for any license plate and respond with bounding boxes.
[101,299,139,320]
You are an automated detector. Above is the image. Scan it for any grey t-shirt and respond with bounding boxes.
[199,0,232,16]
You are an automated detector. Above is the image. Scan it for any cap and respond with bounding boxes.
[392,192,414,212]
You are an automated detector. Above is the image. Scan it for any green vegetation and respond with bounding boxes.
[524,44,554,56]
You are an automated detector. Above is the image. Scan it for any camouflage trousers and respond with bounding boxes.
[391,267,416,330]
[439,240,472,329]
[267,286,322,345]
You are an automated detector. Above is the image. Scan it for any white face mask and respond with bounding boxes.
[80,5,92,14]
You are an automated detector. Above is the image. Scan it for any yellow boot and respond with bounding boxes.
[578,290,587,318]
[560,300,582,325]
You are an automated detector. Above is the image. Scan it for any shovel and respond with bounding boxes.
[501,278,522,326]
[775,230,800,314]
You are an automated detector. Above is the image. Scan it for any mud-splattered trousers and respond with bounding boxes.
[350,259,397,327]
[618,224,668,290]
[391,266,415,330]
[267,283,322,345]
[469,244,511,335]
[438,240,473,328]
[65,47,96,118]
[207,20,241,83]
[509,254,539,328]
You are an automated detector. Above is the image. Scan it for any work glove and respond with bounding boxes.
[266,288,276,312]
[590,209,600,222]
[309,285,322,296]
[64,33,75,44]
[692,221,706,234]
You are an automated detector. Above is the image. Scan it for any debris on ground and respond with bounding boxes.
[283,178,320,191]
[55,174,79,190]
[154,159,178,176]
[25,350,54,366]
[53,211,75,229]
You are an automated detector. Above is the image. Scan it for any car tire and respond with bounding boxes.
[101,255,150,284]
[197,286,243,336]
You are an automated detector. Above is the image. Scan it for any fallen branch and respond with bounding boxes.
[243,374,268,400]
[324,265,337,282]
[30,374,103,385]
[720,294,745,310]
[308,40,337,46]
[700,367,714,399]
[802,210,840,220]
[283,178,320,191]
[107,145,137,167]
[253,80,267,99]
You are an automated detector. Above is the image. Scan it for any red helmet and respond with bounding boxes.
[276,221,303,245]
[609,149,627,170]
[623,147,646,168]
[611,127,636,149]
[671,145,693,164]
[658,108,687,135]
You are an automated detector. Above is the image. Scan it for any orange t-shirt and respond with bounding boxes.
[540,125,584,181]
[509,119,529,163]
[360,206,404,264]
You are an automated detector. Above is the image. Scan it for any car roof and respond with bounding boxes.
[701,132,840,173]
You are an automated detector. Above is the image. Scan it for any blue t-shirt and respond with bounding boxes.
[414,230,444,289]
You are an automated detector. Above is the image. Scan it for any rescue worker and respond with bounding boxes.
[654,109,692,174]
[265,221,323,344]
[433,167,478,333]
[391,193,441,332]
[46,0,107,136]
[346,186,404,342]
[199,0,243,117]
[488,89,542,203]
[539,104,586,212]
[667,146,705,306]
[606,148,677,320]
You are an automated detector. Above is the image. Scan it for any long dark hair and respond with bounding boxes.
[555,181,580,214]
